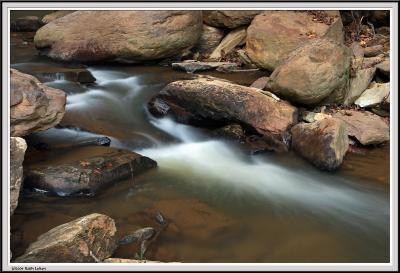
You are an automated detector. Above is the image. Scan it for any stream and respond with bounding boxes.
[10,31,390,263]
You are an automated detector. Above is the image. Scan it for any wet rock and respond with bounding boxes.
[33,67,96,84]
[34,136,111,151]
[212,124,245,142]
[11,16,44,32]
[332,109,389,145]
[203,10,261,29]
[246,10,344,71]
[375,58,390,77]
[10,137,27,215]
[343,67,376,105]
[250,76,269,90]
[268,38,351,105]
[119,227,156,246]
[291,118,349,171]
[148,79,298,151]
[24,149,157,196]
[171,60,237,73]
[15,213,117,263]
[363,45,384,57]
[34,11,202,62]
[10,69,66,137]
[41,10,77,24]
[194,24,224,56]
[208,27,246,60]
[103,258,162,263]
[355,82,390,108]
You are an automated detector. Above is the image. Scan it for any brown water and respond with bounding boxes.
[10,31,390,263]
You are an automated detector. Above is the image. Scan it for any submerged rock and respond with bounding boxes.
[268,38,351,105]
[203,10,261,29]
[24,149,157,196]
[15,213,117,263]
[34,11,202,62]
[208,27,246,60]
[291,118,349,171]
[332,109,390,145]
[41,10,77,24]
[10,69,66,137]
[119,227,156,246]
[171,60,237,73]
[355,82,390,108]
[10,137,27,215]
[246,10,344,71]
[194,24,225,56]
[148,78,298,151]
[11,16,44,32]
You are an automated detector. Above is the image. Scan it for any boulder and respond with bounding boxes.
[41,10,77,24]
[24,149,157,196]
[332,110,389,145]
[171,60,237,73]
[148,79,298,151]
[208,27,246,60]
[202,10,261,29]
[10,137,27,215]
[11,16,44,32]
[15,213,117,263]
[343,67,376,105]
[246,10,344,71]
[34,11,203,62]
[291,118,349,171]
[268,38,351,105]
[355,82,390,108]
[194,24,224,56]
[10,69,66,137]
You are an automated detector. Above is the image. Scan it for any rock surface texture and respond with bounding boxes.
[10,69,66,137]
[15,213,117,263]
[246,10,344,71]
[10,137,27,215]
[203,10,261,29]
[291,118,349,171]
[34,11,203,62]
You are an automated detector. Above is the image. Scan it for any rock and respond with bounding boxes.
[148,79,298,151]
[350,42,364,71]
[203,10,261,29]
[208,27,246,60]
[11,16,44,32]
[332,110,390,145]
[301,111,332,123]
[362,55,386,69]
[382,95,390,111]
[171,60,237,73]
[15,213,117,263]
[10,69,66,137]
[291,118,349,171]
[246,10,344,71]
[363,45,384,57]
[355,82,390,108]
[103,258,162,263]
[34,11,203,62]
[29,67,96,84]
[250,76,269,90]
[41,10,77,24]
[343,67,376,105]
[268,38,351,105]
[236,49,252,65]
[10,137,27,215]
[376,58,390,77]
[212,124,245,142]
[24,149,157,196]
[194,24,224,56]
[119,227,156,246]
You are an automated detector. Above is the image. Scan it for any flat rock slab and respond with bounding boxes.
[332,109,389,145]
[291,118,349,171]
[355,82,390,108]
[15,213,117,263]
[171,61,237,73]
[10,137,27,215]
[24,149,157,196]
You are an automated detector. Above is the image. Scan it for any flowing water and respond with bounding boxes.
[10,32,390,263]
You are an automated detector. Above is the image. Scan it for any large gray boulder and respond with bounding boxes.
[34,11,203,62]
[10,69,66,137]
[246,10,344,71]
[10,137,27,215]
[268,38,351,105]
